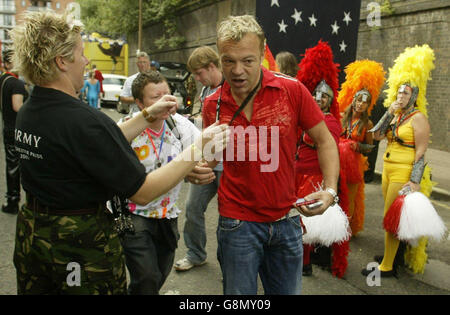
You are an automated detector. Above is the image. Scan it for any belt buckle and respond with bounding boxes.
[275,208,299,222]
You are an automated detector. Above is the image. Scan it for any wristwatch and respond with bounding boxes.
[142,107,157,123]
[325,187,339,206]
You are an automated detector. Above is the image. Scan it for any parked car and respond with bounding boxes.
[101,73,127,107]
[115,62,196,115]
[158,62,195,115]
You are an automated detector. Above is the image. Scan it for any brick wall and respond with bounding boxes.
[358,0,449,151]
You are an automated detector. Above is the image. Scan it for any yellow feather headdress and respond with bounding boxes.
[338,59,386,115]
[383,44,435,117]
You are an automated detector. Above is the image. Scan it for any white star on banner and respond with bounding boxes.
[331,20,340,35]
[343,12,352,25]
[340,40,347,52]
[278,19,288,33]
[309,14,317,27]
[291,8,303,25]
[271,0,280,8]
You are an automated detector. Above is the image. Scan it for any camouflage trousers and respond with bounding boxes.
[13,205,127,295]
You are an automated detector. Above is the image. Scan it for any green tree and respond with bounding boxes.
[77,0,185,49]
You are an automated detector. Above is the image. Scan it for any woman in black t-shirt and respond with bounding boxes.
[10,11,228,295]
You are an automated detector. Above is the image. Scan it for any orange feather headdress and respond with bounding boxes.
[338,59,386,115]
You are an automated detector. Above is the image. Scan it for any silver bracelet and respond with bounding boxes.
[325,187,339,206]
[410,156,425,184]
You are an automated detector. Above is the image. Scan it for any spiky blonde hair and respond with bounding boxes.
[10,10,83,86]
[383,44,435,117]
[216,15,265,54]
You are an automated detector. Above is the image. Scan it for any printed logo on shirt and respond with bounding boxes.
[15,129,44,160]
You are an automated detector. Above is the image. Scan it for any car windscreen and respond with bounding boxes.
[103,78,126,85]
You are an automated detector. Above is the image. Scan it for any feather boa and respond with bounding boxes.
[301,204,351,247]
[339,139,362,184]
[350,180,366,236]
[404,165,438,273]
[384,191,447,246]
[405,237,428,274]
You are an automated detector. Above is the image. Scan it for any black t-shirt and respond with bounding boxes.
[15,86,146,210]
[0,73,27,131]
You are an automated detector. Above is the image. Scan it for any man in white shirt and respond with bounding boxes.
[118,70,200,294]
[120,51,151,113]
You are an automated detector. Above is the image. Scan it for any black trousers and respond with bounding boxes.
[3,129,20,203]
[120,214,179,295]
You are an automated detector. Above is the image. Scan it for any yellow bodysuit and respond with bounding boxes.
[380,115,430,273]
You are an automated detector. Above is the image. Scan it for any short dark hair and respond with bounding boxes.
[132,70,167,102]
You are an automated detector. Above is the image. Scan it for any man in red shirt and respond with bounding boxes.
[202,15,340,295]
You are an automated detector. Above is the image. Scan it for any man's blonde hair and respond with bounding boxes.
[216,15,265,54]
[187,46,219,72]
[10,11,83,86]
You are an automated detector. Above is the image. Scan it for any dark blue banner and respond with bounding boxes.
[256,0,361,83]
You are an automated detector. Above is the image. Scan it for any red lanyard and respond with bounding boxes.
[144,121,166,168]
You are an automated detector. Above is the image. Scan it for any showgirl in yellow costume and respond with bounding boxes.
[338,60,386,236]
[362,44,435,277]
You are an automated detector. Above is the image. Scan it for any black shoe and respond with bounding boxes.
[361,265,396,278]
[1,201,19,214]
[374,255,383,264]
[373,243,406,268]
[303,264,313,276]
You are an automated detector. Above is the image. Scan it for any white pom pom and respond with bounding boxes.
[301,204,351,246]
[397,192,447,245]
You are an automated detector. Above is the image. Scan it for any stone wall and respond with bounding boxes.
[131,0,449,151]
[358,0,449,151]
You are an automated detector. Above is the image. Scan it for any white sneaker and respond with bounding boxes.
[174,257,206,271]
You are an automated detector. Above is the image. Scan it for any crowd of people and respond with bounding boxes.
[0,10,441,295]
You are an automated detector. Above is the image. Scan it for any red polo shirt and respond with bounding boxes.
[203,68,324,222]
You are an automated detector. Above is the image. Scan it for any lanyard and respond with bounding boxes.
[216,70,263,125]
[392,108,418,148]
[346,118,360,139]
[392,108,418,137]
[145,121,166,168]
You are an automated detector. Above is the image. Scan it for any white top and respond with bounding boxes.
[120,72,139,98]
[118,113,201,219]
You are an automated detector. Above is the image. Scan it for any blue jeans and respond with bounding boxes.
[217,215,303,295]
[183,170,222,264]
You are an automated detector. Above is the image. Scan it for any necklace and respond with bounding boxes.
[392,107,418,136]
[346,118,360,139]
[145,121,166,169]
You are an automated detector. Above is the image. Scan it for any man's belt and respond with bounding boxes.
[26,193,103,216]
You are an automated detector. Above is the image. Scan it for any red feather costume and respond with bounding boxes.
[295,40,350,278]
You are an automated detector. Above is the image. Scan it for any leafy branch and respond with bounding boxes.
[77,0,186,49]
